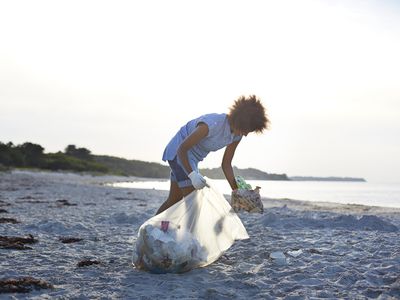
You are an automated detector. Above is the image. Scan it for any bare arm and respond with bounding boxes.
[222,140,241,191]
[177,123,209,174]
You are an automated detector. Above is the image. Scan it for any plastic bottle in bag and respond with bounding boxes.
[235,175,252,190]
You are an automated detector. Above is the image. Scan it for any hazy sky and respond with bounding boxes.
[1,0,399,182]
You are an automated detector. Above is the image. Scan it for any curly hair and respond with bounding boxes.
[227,95,269,133]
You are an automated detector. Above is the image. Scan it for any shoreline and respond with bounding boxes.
[5,169,400,214]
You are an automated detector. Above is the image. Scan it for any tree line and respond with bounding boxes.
[0,141,171,177]
[0,142,107,173]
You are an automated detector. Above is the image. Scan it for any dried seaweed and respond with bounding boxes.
[59,237,83,244]
[0,277,53,293]
[0,234,37,250]
[56,199,77,206]
[0,217,19,224]
[114,197,142,201]
[0,200,11,207]
[77,260,101,267]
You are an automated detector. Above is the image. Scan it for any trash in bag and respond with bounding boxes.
[134,222,207,273]
[231,176,263,213]
[132,177,249,273]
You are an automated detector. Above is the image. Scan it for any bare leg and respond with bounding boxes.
[156,181,182,215]
[155,181,195,215]
[180,186,195,197]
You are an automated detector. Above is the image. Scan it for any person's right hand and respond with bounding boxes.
[188,171,207,189]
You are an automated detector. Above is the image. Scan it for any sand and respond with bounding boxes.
[0,170,399,299]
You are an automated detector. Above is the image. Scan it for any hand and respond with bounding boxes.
[188,171,207,189]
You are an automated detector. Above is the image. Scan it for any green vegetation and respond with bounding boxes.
[93,155,170,178]
[0,142,107,173]
[45,153,108,173]
[0,141,171,177]
[201,166,289,180]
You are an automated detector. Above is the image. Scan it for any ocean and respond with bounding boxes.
[111,179,400,209]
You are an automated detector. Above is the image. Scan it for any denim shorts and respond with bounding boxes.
[168,156,193,188]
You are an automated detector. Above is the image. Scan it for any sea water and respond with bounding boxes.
[110,179,400,209]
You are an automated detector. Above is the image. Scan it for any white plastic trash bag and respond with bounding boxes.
[132,177,249,273]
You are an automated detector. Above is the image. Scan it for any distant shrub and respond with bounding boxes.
[19,142,45,167]
[93,155,170,178]
[44,153,108,173]
[0,142,23,166]
[64,145,92,160]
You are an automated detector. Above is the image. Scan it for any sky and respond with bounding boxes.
[1,0,400,183]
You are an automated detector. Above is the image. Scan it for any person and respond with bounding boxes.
[156,95,269,215]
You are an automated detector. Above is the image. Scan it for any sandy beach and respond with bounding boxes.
[1,170,399,299]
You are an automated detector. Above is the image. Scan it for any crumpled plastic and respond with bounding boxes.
[132,177,249,273]
[231,187,263,214]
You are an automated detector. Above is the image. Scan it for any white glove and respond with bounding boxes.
[188,171,207,189]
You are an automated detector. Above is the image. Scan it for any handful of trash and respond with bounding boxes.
[231,176,263,213]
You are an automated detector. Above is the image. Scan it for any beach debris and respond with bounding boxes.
[287,249,303,257]
[16,196,49,204]
[18,195,36,200]
[0,234,37,250]
[56,199,77,206]
[0,243,32,250]
[231,176,263,213]
[114,197,129,200]
[59,237,83,244]
[270,251,287,265]
[114,196,142,201]
[0,209,9,213]
[0,277,53,294]
[231,188,263,213]
[309,248,323,255]
[0,200,11,207]
[77,259,101,267]
[251,264,263,274]
[0,217,20,224]
[17,200,49,204]
[231,187,263,213]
